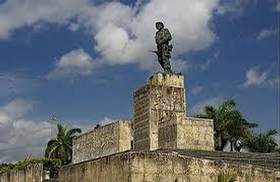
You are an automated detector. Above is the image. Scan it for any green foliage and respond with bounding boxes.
[217,170,237,182]
[45,124,82,165]
[0,157,61,175]
[0,163,15,174]
[197,99,257,151]
[244,129,278,153]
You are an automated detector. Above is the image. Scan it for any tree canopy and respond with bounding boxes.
[197,99,257,151]
[45,124,82,165]
[244,129,278,153]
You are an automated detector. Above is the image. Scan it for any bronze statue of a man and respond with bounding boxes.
[154,22,173,73]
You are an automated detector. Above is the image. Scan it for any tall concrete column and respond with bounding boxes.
[133,73,186,150]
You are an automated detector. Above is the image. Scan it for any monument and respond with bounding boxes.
[133,22,214,151]
[72,22,214,160]
[1,22,279,182]
[58,23,279,182]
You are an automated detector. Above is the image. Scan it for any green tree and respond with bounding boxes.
[45,124,82,165]
[198,99,256,151]
[245,129,278,153]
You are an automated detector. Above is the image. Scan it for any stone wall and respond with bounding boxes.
[133,85,151,150]
[59,151,279,182]
[0,163,43,182]
[177,117,214,151]
[130,152,278,182]
[59,153,131,182]
[72,120,131,163]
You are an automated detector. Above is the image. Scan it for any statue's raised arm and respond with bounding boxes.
[154,22,173,73]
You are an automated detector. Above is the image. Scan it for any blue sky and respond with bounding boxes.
[0,0,279,162]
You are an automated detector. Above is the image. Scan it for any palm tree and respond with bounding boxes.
[245,129,278,153]
[226,115,257,151]
[198,99,257,151]
[45,124,82,165]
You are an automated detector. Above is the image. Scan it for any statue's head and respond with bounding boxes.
[155,22,164,30]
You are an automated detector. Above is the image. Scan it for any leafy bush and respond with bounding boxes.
[0,157,61,177]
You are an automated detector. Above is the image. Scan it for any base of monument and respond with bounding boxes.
[59,149,279,182]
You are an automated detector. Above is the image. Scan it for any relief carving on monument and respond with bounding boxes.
[158,111,177,126]
[150,86,185,112]
[97,135,116,153]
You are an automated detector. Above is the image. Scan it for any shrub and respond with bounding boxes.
[0,157,61,178]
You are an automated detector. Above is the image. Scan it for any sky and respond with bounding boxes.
[0,0,279,162]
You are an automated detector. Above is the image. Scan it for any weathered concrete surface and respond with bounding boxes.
[72,120,132,164]
[133,72,214,151]
[59,153,131,182]
[178,117,214,151]
[0,163,43,182]
[133,73,186,150]
[59,150,280,182]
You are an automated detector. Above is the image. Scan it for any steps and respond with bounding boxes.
[156,149,280,169]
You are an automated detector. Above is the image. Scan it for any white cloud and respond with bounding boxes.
[95,23,133,64]
[216,0,255,17]
[0,0,89,39]
[0,99,55,163]
[120,0,218,68]
[190,96,224,115]
[0,0,220,70]
[91,0,219,69]
[242,66,279,88]
[0,99,33,119]
[257,28,277,41]
[243,66,268,87]
[46,48,95,80]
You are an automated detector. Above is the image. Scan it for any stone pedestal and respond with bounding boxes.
[133,73,186,150]
[133,72,214,151]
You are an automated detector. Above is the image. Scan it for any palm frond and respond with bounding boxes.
[67,128,82,137]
